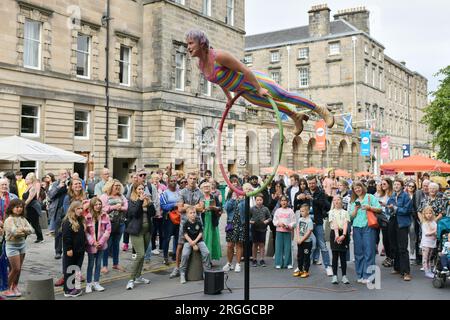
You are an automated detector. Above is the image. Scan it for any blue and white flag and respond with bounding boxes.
[343,114,352,134]
[360,131,371,157]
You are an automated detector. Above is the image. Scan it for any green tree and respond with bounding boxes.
[421,66,450,162]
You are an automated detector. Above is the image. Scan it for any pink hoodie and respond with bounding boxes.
[85,210,111,254]
[273,207,296,233]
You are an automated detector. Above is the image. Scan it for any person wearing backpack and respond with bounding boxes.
[160,176,181,265]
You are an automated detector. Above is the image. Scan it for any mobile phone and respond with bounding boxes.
[355,201,361,206]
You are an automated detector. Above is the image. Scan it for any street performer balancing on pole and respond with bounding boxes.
[186,30,335,136]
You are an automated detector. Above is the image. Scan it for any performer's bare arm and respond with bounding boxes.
[215,49,269,97]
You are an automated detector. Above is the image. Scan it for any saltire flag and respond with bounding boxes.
[343,114,352,134]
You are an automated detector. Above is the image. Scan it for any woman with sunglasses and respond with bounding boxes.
[406,181,419,263]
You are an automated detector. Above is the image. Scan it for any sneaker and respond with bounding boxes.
[122,243,129,251]
[34,239,44,244]
[234,263,241,273]
[287,265,293,269]
[54,253,62,260]
[420,267,425,271]
[332,275,338,284]
[342,276,350,284]
[222,263,233,272]
[85,283,93,294]
[134,277,150,284]
[252,260,258,267]
[293,267,300,273]
[3,289,18,298]
[300,272,310,278]
[180,273,186,284]
[361,279,368,284]
[275,265,281,269]
[131,254,137,260]
[442,267,449,274]
[293,271,302,277]
[326,266,333,277]
[93,282,105,292]
[357,278,364,283]
[403,274,412,281]
[54,277,64,287]
[425,272,434,279]
[126,280,134,290]
[259,260,266,267]
[64,289,82,297]
[169,267,180,278]
[313,260,322,265]
[13,287,21,297]
[163,259,170,266]
[151,249,160,255]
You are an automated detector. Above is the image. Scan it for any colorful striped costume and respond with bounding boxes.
[200,49,318,117]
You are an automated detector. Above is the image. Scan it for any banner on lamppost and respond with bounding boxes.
[343,114,353,134]
[381,137,390,160]
[360,131,371,157]
[402,144,411,158]
[315,120,326,151]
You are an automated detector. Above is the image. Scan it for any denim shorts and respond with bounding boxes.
[6,241,27,257]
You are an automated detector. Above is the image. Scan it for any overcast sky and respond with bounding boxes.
[245,0,450,96]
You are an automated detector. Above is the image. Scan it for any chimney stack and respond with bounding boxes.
[308,4,331,38]
[334,7,370,34]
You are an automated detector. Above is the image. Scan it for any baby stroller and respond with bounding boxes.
[432,216,450,288]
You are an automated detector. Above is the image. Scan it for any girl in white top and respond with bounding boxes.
[328,195,350,284]
[420,206,437,279]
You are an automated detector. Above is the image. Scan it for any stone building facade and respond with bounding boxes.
[0,0,254,182]
[245,4,432,175]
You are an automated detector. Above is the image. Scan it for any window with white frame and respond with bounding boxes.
[119,45,131,86]
[298,47,309,59]
[227,124,234,147]
[298,67,309,88]
[364,43,368,54]
[20,161,37,177]
[175,51,186,91]
[118,115,131,141]
[379,70,383,90]
[270,51,280,63]
[76,34,90,78]
[203,0,211,16]
[271,71,280,84]
[201,75,211,96]
[21,105,39,136]
[364,63,369,84]
[244,54,253,65]
[74,110,90,139]
[175,118,185,142]
[372,66,376,87]
[24,19,41,69]
[379,51,382,61]
[226,0,234,26]
[329,42,340,55]
[372,46,375,57]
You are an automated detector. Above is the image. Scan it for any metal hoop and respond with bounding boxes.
[217,93,284,197]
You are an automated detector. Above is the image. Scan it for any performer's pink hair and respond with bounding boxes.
[185,30,210,50]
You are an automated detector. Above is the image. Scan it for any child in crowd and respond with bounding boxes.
[85,197,111,293]
[328,195,350,284]
[250,194,272,267]
[62,201,86,297]
[439,231,450,275]
[419,206,437,278]
[179,206,210,284]
[2,199,33,297]
[293,204,313,278]
[273,196,296,269]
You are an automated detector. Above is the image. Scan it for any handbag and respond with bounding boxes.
[225,222,233,233]
[366,195,379,229]
[377,213,389,229]
[169,209,180,225]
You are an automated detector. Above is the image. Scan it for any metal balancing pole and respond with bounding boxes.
[244,195,250,300]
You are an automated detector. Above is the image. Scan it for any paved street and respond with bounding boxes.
[13,217,450,300]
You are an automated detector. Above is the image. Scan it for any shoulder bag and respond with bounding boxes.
[366,195,379,229]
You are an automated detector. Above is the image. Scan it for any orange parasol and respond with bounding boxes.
[356,171,374,177]
[380,155,450,173]
[261,165,294,176]
[334,169,351,178]
[299,167,324,175]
